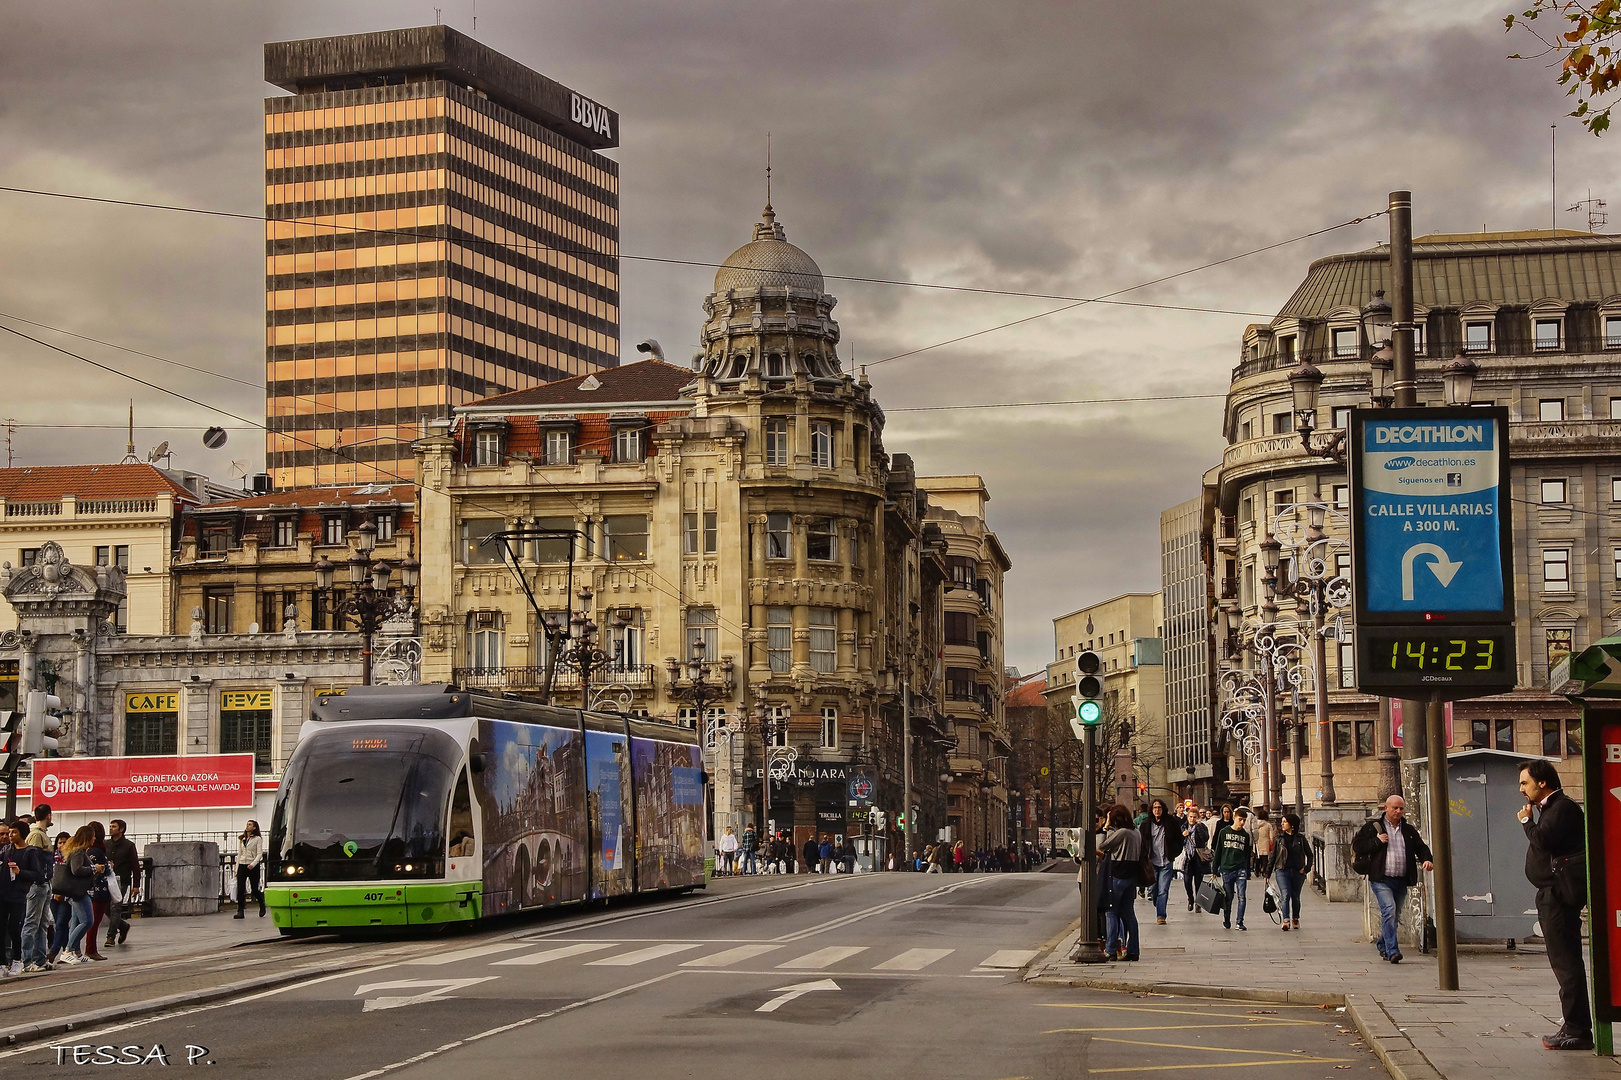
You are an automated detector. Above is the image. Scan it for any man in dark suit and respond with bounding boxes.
[1518,759,1592,1051]
[1351,795,1433,964]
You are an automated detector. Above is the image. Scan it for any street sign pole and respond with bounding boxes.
[1425,699,1459,988]
[1070,720,1105,963]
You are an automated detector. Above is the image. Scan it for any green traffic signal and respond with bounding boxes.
[1077,700,1102,725]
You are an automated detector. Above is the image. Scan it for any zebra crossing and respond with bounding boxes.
[404,940,1038,975]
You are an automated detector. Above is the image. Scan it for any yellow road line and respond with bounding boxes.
[1088,1059,1349,1074]
[1090,1037,1346,1059]
[1038,1003,1322,1021]
[1044,1021,1322,1034]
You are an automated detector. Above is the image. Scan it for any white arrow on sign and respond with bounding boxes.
[1401,543,1464,601]
[756,979,840,1013]
[1610,784,1621,805]
[354,977,497,1012]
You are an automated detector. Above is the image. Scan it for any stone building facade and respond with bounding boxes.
[1205,230,1619,815]
[413,206,1011,854]
[1043,592,1166,803]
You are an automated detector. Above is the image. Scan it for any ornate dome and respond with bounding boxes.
[712,207,825,296]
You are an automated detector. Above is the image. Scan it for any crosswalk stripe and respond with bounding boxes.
[978,949,1038,969]
[680,944,785,968]
[402,942,533,966]
[492,943,618,966]
[874,948,954,971]
[585,943,701,966]
[776,946,867,969]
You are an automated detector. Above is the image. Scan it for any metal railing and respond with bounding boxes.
[452,663,656,691]
[1310,836,1327,895]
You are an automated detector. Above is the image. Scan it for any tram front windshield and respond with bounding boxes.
[271,725,461,881]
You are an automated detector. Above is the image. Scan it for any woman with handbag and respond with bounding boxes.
[47,826,101,966]
[1098,805,1144,961]
[1269,813,1313,931]
[1182,807,1211,913]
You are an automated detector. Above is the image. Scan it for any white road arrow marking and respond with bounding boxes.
[1401,543,1463,601]
[354,977,497,1012]
[756,979,840,1013]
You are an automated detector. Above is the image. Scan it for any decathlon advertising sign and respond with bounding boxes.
[1349,406,1515,699]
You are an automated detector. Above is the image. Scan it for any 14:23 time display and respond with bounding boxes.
[1373,636,1503,672]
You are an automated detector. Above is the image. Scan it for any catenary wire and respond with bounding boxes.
[864,211,1389,367]
[0,320,750,641]
[0,183,1283,319]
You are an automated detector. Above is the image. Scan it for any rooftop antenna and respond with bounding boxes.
[765,132,773,215]
[434,6,442,24]
[2,418,14,469]
[1568,189,1608,232]
[120,401,139,464]
[471,0,477,29]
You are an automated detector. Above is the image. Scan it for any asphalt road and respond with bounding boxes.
[3,873,1376,1080]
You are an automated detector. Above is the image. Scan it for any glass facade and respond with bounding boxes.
[265,80,620,486]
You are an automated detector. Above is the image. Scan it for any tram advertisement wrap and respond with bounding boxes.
[474,719,585,915]
[585,729,632,899]
[631,737,706,890]
[32,754,255,813]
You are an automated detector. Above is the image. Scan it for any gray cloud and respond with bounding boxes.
[0,0,1608,673]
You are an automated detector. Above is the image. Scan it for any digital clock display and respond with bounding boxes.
[1363,632,1510,674]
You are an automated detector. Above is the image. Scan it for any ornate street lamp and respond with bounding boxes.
[1362,290,1394,350]
[312,524,416,685]
[1441,352,1479,407]
[552,585,625,709]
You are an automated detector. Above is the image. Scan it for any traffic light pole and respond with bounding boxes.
[1070,721,1106,963]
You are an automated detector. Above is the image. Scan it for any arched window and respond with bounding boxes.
[766,352,786,377]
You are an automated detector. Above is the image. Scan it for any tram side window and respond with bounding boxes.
[448,769,475,858]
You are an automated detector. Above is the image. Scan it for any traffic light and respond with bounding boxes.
[870,808,886,831]
[21,692,64,756]
[0,711,17,775]
[1070,649,1104,737]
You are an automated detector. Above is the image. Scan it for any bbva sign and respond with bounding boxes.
[571,93,613,139]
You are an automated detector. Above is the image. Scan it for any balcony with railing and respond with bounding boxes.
[1,493,166,520]
[452,662,656,692]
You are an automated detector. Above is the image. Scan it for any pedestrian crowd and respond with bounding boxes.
[711,823,1046,876]
[0,803,141,975]
[1079,797,1314,962]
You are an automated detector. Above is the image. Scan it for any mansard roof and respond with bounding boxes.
[468,359,694,409]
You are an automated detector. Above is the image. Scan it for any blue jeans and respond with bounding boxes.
[1221,869,1248,927]
[742,850,757,874]
[22,884,50,966]
[50,894,93,957]
[1369,880,1407,957]
[1153,862,1176,919]
[1275,869,1306,921]
[1105,875,1140,957]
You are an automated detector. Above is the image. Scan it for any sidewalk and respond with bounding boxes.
[1027,883,1621,1080]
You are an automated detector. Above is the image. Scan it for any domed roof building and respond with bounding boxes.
[712,207,826,297]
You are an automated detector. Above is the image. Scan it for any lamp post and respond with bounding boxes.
[313,522,419,685]
[547,585,623,709]
[665,639,735,833]
[1272,502,1352,807]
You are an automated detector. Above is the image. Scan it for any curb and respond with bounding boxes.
[0,964,331,1048]
[1025,929,1442,1080]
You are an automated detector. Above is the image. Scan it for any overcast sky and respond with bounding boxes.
[0,0,1607,673]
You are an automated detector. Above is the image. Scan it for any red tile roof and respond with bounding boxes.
[1005,677,1049,708]
[194,483,415,511]
[471,359,695,408]
[0,463,196,502]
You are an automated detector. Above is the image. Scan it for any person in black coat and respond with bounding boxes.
[1181,807,1210,913]
[0,821,46,973]
[801,836,821,874]
[1518,759,1592,1051]
[1138,799,1185,924]
[1351,795,1433,964]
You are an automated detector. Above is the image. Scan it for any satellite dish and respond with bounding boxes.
[203,427,228,449]
[146,440,170,464]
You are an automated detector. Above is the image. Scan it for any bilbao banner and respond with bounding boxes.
[31,754,256,813]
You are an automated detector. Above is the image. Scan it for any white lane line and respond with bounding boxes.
[978,949,1038,969]
[492,943,618,966]
[776,946,867,969]
[873,947,954,971]
[772,877,997,942]
[402,942,532,966]
[584,943,701,966]
[680,944,784,968]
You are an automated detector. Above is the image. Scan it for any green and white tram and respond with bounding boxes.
[266,685,707,932]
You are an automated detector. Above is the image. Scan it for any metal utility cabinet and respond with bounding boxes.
[1411,747,1551,943]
